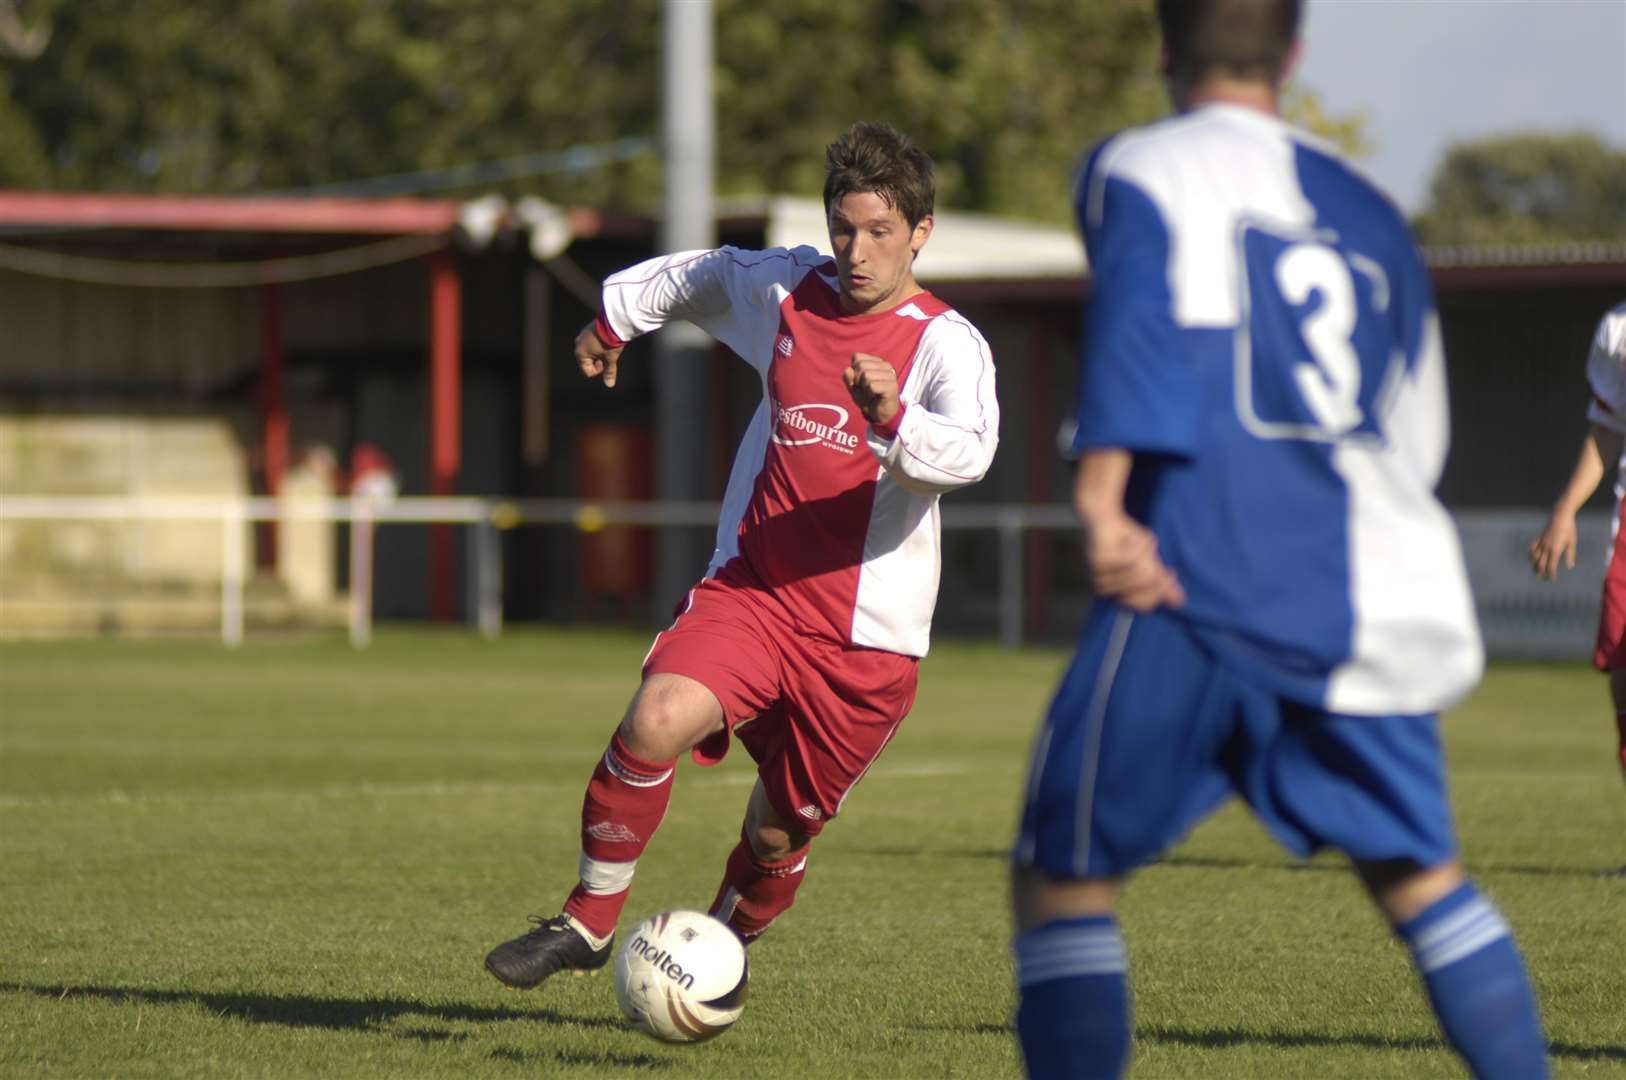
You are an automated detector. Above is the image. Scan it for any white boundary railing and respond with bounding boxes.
[1,495,489,648]
[0,495,1076,648]
[0,495,1607,657]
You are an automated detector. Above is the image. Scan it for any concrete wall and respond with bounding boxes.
[0,414,257,635]
[0,413,249,585]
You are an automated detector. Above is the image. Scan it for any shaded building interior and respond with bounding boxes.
[1,190,1622,643]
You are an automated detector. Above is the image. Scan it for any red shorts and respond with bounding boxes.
[1595,498,1626,670]
[642,560,919,835]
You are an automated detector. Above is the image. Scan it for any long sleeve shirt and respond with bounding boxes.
[597,245,999,656]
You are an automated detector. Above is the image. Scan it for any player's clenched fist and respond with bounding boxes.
[575,321,625,388]
[843,352,901,427]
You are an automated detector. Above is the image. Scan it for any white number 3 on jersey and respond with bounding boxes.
[1236,228,1392,444]
[1276,243,1363,435]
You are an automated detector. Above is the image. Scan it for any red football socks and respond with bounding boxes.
[562,732,675,939]
[709,829,809,942]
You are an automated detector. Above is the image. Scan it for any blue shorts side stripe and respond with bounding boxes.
[1017,605,1458,880]
[1074,609,1135,873]
[1015,724,1054,865]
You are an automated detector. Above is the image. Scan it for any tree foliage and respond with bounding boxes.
[2,0,1361,223]
[0,0,668,203]
[1413,133,1626,245]
[1280,83,1368,160]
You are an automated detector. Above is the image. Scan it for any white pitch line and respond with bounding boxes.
[0,779,572,810]
[0,761,969,811]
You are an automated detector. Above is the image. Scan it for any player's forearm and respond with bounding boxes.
[598,248,731,341]
[867,408,998,495]
[1073,448,1133,524]
[1552,426,1618,515]
[866,346,1000,495]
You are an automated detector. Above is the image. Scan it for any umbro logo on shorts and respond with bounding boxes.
[775,333,795,357]
[586,821,641,843]
[796,805,823,821]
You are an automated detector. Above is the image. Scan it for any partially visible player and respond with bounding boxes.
[483,122,999,991]
[1009,1,1547,1077]
[1529,299,1626,784]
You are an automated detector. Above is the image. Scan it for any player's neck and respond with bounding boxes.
[1177,76,1280,118]
[840,277,925,317]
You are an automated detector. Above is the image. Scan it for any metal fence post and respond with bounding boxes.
[220,500,246,648]
[467,517,503,639]
[349,504,374,649]
[998,508,1024,649]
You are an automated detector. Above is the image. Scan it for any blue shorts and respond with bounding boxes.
[1015,603,1459,880]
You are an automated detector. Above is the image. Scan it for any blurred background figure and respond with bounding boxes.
[1529,299,1626,788]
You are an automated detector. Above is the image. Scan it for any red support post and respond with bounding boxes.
[259,282,289,494]
[428,250,462,622]
[258,282,289,568]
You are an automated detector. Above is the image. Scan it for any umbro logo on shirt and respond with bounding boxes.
[775,333,795,357]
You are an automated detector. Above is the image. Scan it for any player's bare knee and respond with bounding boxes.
[1011,863,1121,931]
[747,820,809,862]
[742,782,811,860]
[1357,857,1464,924]
[618,674,724,761]
[745,805,811,860]
[618,704,695,762]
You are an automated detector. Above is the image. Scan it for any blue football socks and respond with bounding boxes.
[1397,882,1548,1079]
[1014,915,1131,1080]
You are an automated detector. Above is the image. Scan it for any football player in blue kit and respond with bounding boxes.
[1009,1,1548,1077]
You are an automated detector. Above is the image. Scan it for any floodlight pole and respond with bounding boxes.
[653,0,716,617]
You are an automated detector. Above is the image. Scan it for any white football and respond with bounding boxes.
[613,909,748,1043]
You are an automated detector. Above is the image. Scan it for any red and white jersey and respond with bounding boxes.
[1584,300,1626,498]
[597,245,999,657]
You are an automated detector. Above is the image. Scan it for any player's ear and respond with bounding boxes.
[1277,39,1303,87]
[910,215,933,258]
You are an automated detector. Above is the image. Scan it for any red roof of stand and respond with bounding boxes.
[0,190,465,235]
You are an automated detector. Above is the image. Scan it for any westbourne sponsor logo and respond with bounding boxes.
[771,402,860,454]
[627,934,697,991]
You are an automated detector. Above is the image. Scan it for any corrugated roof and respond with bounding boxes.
[1424,242,1626,268]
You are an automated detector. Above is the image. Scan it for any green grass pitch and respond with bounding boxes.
[2,629,1622,1078]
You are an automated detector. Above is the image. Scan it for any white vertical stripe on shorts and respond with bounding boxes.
[1074,609,1135,874]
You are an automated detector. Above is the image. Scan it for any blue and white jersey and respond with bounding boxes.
[1072,103,1483,714]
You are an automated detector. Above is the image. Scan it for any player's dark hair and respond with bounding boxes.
[823,122,935,229]
[1156,0,1303,83]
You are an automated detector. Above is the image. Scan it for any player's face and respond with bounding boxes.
[827,191,932,316]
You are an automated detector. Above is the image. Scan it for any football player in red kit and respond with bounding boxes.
[485,122,999,989]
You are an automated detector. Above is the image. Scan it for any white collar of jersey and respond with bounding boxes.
[1189,101,1286,130]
